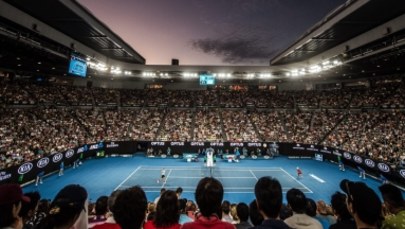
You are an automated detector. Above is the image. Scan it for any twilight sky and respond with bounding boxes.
[78,0,346,66]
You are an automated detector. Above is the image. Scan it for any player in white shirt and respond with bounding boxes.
[157,168,166,184]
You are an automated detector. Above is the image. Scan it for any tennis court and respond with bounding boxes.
[116,165,312,194]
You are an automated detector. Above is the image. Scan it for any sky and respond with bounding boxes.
[78,0,347,66]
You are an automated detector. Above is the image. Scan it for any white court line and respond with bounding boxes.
[114,166,142,191]
[279,168,313,193]
[170,176,256,179]
[139,168,284,172]
[249,170,258,181]
[309,174,325,183]
[139,167,284,172]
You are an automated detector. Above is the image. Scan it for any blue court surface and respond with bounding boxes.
[23,155,389,204]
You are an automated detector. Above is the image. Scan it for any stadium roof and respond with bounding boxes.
[271,0,405,66]
[0,0,404,82]
[3,0,145,65]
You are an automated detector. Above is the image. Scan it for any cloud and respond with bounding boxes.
[191,37,278,64]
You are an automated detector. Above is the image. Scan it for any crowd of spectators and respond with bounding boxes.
[2,175,402,229]
[1,78,405,169]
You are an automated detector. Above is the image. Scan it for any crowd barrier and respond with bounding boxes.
[1,141,404,186]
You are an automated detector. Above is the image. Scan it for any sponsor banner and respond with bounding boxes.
[52,153,63,163]
[170,142,185,146]
[151,142,165,146]
[18,162,33,175]
[190,142,205,147]
[37,158,50,169]
[230,142,244,147]
[343,152,352,160]
[106,142,119,148]
[306,145,319,152]
[77,145,88,154]
[292,143,305,150]
[332,150,342,156]
[320,147,332,154]
[0,171,12,181]
[353,155,363,164]
[399,170,405,179]
[247,143,261,147]
[65,149,75,158]
[210,142,224,147]
[364,159,376,168]
[89,142,104,151]
[378,163,391,173]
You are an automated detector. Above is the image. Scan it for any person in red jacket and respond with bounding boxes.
[182,177,235,229]
[144,190,181,229]
[296,167,303,179]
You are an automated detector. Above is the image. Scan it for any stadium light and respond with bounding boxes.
[142,72,156,77]
[246,73,255,79]
[110,67,122,75]
[291,69,299,77]
[259,73,272,78]
[309,65,322,73]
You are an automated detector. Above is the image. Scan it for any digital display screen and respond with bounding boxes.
[68,55,87,77]
[315,153,324,161]
[199,74,215,85]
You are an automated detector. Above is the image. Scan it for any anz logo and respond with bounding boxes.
[377,163,390,173]
[353,155,363,164]
[37,158,49,169]
[65,149,74,158]
[364,159,375,168]
[52,153,63,163]
[18,162,33,174]
[343,152,352,160]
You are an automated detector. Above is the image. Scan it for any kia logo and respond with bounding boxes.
[364,159,375,168]
[65,149,74,158]
[378,163,390,173]
[52,153,63,163]
[399,170,405,179]
[37,158,49,168]
[18,163,33,174]
[343,152,352,160]
[353,155,363,164]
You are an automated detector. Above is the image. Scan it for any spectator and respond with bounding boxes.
[252,176,290,229]
[35,184,88,229]
[19,191,41,229]
[306,198,332,229]
[88,196,109,228]
[176,187,183,199]
[182,177,235,229]
[178,198,193,224]
[235,203,252,229]
[249,200,264,227]
[329,191,356,229]
[92,190,122,229]
[113,186,147,229]
[222,201,233,223]
[154,188,166,205]
[284,188,322,229]
[315,200,336,229]
[0,184,30,229]
[31,199,51,227]
[144,190,181,229]
[340,179,382,229]
[379,184,405,229]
